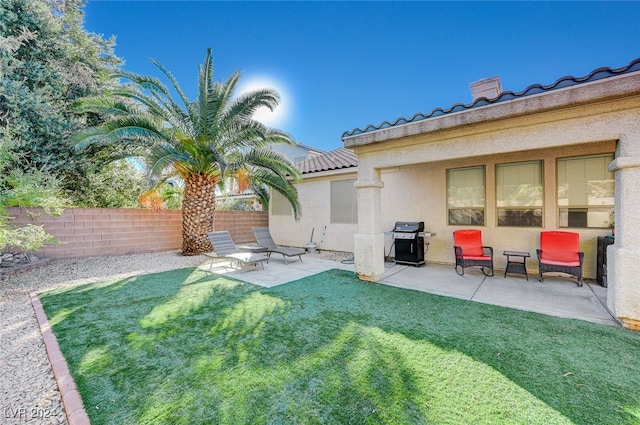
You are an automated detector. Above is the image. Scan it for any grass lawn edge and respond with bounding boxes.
[30,291,91,425]
[33,268,640,424]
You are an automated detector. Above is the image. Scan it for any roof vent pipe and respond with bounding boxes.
[469,76,503,101]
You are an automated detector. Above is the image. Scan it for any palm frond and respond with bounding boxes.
[218,119,292,153]
[112,70,170,96]
[145,89,192,135]
[108,86,191,136]
[73,116,167,151]
[218,122,269,150]
[223,148,301,219]
[204,71,240,134]
[146,146,190,178]
[262,128,296,145]
[250,182,270,209]
[107,87,168,118]
[110,72,193,138]
[217,71,242,115]
[224,88,280,125]
[102,125,165,144]
[238,148,302,181]
[197,49,215,136]
[71,127,112,150]
[72,48,302,229]
[251,168,301,219]
[149,57,191,110]
[72,97,133,116]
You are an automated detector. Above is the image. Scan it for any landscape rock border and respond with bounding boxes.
[30,294,90,425]
[1,255,51,280]
[1,249,352,424]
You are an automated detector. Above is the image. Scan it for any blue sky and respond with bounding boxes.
[84,1,640,152]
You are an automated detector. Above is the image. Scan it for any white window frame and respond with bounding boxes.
[447,166,486,226]
[496,160,543,227]
[557,154,614,229]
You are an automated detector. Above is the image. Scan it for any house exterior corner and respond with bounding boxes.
[342,58,640,328]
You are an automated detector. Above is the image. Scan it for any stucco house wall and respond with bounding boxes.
[379,141,615,278]
[269,148,359,252]
[343,58,640,329]
[269,171,358,252]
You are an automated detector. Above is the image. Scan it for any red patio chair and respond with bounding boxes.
[536,231,584,286]
[453,230,494,276]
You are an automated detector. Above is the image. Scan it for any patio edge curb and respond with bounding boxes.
[30,292,91,425]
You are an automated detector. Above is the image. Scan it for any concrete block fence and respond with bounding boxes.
[5,207,268,259]
[212,209,269,245]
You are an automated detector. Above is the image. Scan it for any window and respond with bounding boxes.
[447,166,485,225]
[557,154,614,228]
[330,179,357,223]
[271,189,292,216]
[496,161,543,227]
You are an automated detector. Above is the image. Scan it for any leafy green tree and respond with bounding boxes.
[0,128,61,253]
[73,49,301,254]
[216,198,258,212]
[0,0,125,253]
[0,0,123,200]
[139,181,183,211]
[158,182,183,210]
[73,160,145,208]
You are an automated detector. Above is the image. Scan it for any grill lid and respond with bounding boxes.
[393,221,425,232]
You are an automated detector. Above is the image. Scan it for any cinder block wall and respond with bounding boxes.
[5,207,268,259]
[213,210,269,244]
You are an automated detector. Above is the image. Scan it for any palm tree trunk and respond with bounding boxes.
[181,173,217,255]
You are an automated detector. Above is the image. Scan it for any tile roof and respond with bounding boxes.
[296,147,358,175]
[293,142,326,155]
[342,57,640,139]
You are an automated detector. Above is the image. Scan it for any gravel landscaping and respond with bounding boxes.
[0,249,351,425]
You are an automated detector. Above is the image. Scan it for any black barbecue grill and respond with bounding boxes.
[392,221,426,266]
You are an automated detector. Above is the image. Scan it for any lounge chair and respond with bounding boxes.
[206,231,269,273]
[537,231,584,286]
[252,227,307,264]
[453,229,494,276]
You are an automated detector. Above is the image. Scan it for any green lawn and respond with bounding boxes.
[39,268,640,424]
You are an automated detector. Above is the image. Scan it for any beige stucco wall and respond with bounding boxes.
[344,70,640,328]
[349,83,639,269]
[271,139,616,278]
[379,141,615,278]
[269,171,358,252]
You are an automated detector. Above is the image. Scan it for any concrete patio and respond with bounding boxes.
[198,255,618,327]
[379,262,616,326]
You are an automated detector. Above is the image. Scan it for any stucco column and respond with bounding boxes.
[353,167,385,281]
[607,136,640,330]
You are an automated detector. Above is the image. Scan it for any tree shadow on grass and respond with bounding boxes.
[39,268,640,424]
[263,269,640,424]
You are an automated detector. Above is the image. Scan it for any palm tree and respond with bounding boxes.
[73,48,301,255]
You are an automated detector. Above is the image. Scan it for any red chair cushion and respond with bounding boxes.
[454,230,485,257]
[464,255,492,261]
[540,259,582,267]
[540,231,580,263]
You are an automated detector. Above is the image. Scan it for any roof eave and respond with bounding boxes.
[343,71,640,148]
[298,166,358,180]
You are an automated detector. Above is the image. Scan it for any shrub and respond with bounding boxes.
[0,223,57,252]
